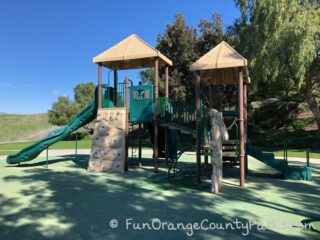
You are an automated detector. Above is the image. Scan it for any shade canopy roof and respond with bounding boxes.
[190,41,249,85]
[93,34,172,70]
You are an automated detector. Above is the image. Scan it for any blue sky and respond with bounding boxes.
[0,0,239,114]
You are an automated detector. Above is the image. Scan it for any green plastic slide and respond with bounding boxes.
[6,92,99,165]
[246,144,312,181]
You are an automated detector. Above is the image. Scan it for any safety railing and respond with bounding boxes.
[102,83,126,108]
[116,82,125,107]
[158,97,198,131]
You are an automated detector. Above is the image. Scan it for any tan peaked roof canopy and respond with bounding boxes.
[190,41,249,85]
[93,34,172,70]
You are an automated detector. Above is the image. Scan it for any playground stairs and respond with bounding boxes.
[246,143,312,181]
[168,145,195,178]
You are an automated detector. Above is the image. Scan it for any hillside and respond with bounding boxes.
[0,113,57,143]
[248,97,320,150]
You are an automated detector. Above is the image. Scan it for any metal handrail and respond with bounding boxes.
[158,97,198,131]
[102,83,126,108]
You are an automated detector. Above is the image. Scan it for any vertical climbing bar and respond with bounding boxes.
[196,71,201,183]
[154,58,159,173]
[306,148,310,167]
[165,65,169,167]
[130,124,133,160]
[238,67,245,187]
[98,64,102,108]
[165,65,169,98]
[244,82,248,176]
[138,122,142,166]
[114,70,118,106]
[75,130,78,156]
[284,144,288,161]
[125,76,129,172]
[205,85,212,168]
[45,148,49,168]
[204,107,208,167]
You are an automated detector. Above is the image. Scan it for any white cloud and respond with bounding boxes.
[52,90,68,97]
[52,90,61,96]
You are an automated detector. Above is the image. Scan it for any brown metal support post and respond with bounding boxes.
[165,65,169,97]
[204,153,208,169]
[238,68,245,187]
[244,82,248,176]
[209,85,213,108]
[204,85,213,168]
[165,65,169,167]
[204,151,208,168]
[98,64,102,108]
[153,58,159,173]
[196,72,201,183]
[114,70,118,106]
[125,76,129,172]
[138,122,142,166]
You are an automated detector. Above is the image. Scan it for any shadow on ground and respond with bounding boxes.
[0,154,319,240]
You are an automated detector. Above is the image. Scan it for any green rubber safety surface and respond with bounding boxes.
[0,154,319,240]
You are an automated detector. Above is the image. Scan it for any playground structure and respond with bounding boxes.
[6,34,312,187]
[190,41,312,183]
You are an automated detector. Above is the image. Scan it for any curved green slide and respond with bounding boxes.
[6,92,99,165]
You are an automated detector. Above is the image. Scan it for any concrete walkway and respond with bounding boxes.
[1,149,319,165]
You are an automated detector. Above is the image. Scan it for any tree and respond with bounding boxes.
[48,96,79,126]
[74,82,95,108]
[156,13,199,102]
[139,68,165,96]
[48,82,95,126]
[197,13,238,110]
[142,13,232,104]
[139,68,154,84]
[234,0,320,130]
[198,13,225,55]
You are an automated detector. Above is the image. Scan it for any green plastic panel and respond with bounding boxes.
[284,166,313,181]
[247,144,312,181]
[102,86,114,108]
[129,84,154,122]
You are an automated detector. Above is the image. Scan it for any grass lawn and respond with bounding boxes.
[0,113,54,142]
[0,152,319,239]
[272,149,319,159]
[0,140,93,156]
[1,140,319,159]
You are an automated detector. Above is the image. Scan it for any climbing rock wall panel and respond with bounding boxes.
[88,108,126,173]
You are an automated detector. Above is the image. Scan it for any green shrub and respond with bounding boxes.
[63,132,92,141]
[291,119,306,130]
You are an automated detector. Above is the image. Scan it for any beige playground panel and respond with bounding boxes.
[88,108,126,173]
